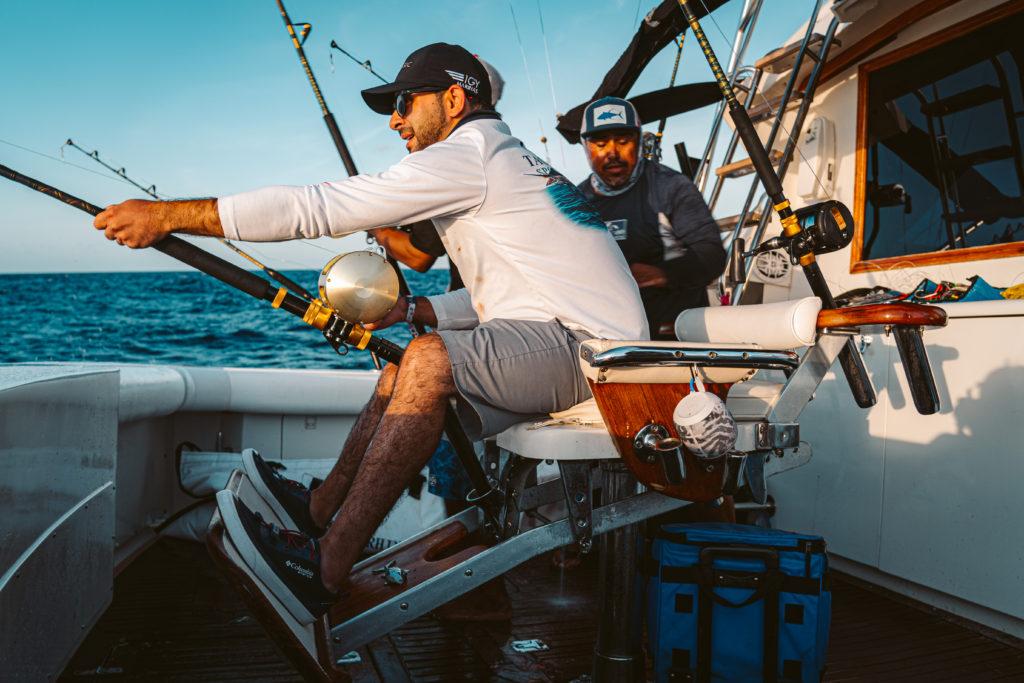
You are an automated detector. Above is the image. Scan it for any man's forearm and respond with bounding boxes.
[158,198,224,238]
[369,227,437,272]
[94,197,223,249]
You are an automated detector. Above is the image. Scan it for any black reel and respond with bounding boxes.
[751,200,854,263]
[793,200,854,256]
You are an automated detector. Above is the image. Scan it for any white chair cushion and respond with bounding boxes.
[675,297,822,348]
[495,418,619,461]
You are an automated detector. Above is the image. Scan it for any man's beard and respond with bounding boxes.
[411,95,448,151]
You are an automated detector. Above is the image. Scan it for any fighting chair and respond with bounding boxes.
[206,297,946,682]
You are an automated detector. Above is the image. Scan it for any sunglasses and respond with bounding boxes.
[393,88,444,117]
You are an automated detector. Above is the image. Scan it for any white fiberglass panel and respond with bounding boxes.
[770,332,892,563]
[878,310,1024,619]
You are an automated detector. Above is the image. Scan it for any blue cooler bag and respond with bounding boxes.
[644,522,830,683]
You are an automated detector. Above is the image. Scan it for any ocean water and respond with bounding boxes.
[0,269,450,370]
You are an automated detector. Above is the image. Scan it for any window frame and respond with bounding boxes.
[850,0,1024,273]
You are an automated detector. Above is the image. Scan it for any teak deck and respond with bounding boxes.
[61,537,1024,682]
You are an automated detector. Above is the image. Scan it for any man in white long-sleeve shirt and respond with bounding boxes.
[94,43,646,624]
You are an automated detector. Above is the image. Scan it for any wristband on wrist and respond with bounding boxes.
[404,295,417,325]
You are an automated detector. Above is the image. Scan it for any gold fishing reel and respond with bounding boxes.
[318,250,400,323]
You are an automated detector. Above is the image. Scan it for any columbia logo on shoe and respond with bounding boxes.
[286,560,314,580]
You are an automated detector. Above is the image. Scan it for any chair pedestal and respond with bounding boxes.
[592,461,646,682]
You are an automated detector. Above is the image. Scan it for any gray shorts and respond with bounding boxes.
[437,319,594,440]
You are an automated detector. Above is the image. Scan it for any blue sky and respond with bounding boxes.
[0,0,814,273]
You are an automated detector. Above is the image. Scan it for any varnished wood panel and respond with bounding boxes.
[851,242,1024,273]
[329,521,489,624]
[588,380,731,502]
[817,302,947,329]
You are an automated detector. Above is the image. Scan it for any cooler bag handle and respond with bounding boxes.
[696,545,782,683]
[699,546,781,607]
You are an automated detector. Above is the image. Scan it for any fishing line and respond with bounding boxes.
[658,34,687,138]
[535,0,566,168]
[508,1,552,163]
[0,137,148,187]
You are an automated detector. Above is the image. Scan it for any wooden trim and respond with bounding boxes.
[851,59,870,266]
[851,0,1024,272]
[851,241,1024,272]
[817,302,947,329]
[818,0,967,87]
[328,520,489,624]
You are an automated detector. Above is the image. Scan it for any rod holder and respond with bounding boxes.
[633,424,687,485]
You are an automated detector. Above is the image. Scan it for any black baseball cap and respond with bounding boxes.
[361,42,492,115]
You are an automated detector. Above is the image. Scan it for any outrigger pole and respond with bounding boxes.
[0,162,402,364]
[676,0,877,408]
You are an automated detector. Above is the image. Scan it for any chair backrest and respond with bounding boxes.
[675,297,822,348]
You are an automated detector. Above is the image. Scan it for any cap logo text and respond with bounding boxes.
[445,69,480,94]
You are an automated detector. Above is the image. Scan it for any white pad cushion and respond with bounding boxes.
[675,297,822,349]
[496,419,619,461]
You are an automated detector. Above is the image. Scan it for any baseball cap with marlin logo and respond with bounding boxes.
[580,96,641,139]
[361,42,492,115]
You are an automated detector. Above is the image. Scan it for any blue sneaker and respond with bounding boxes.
[242,449,326,538]
[217,490,338,624]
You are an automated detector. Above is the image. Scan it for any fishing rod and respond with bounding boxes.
[0,162,401,363]
[676,0,877,408]
[657,34,686,138]
[329,41,387,83]
[64,138,318,302]
[274,0,357,176]
[217,239,317,302]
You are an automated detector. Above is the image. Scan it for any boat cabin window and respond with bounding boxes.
[853,6,1024,270]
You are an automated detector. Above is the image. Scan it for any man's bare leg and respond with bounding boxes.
[307,362,400,528]
[318,333,456,591]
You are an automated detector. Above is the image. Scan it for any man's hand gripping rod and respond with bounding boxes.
[676,0,876,408]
